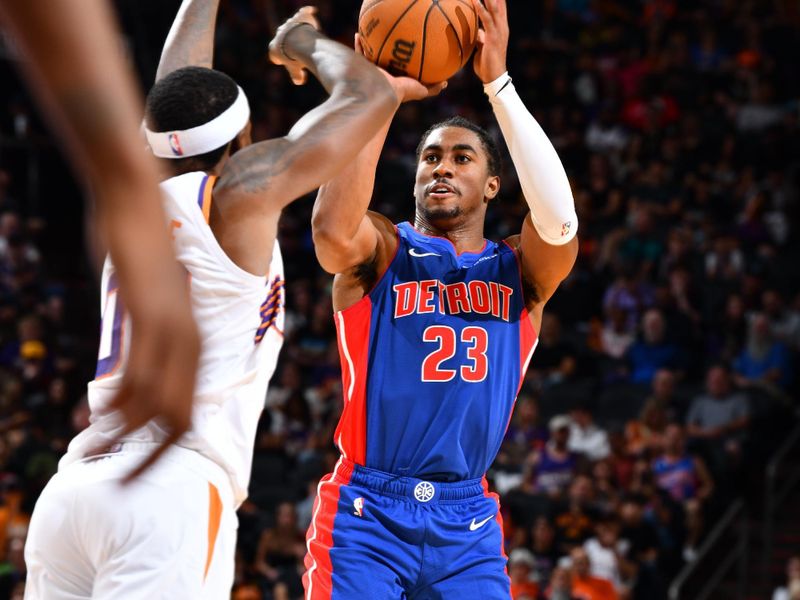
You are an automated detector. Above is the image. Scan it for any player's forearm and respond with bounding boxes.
[156,0,221,81]
[314,119,391,240]
[311,119,393,273]
[485,73,578,246]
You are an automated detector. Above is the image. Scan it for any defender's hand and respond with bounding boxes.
[471,0,509,83]
[355,33,447,103]
[268,6,321,85]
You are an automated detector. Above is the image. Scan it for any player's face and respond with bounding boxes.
[414,127,499,226]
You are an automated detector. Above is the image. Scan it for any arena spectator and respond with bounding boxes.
[555,475,598,553]
[618,494,664,599]
[543,565,579,600]
[686,364,751,473]
[625,398,668,458]
[570,547,619,600]
[733,312,793,392]
[762,289,800,351]
[652,424,713,562]
[773,555,800,600]
[568,403,611,461]
[508,548,540,600]
[253,502,305,598]
[531,415,580,499]
[527,314,579,390]
[625,309,682,385]
[530,515,560,587]
[584,514,635,595]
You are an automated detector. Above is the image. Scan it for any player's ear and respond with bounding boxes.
[233,121,252,152]
[484,175,500,203]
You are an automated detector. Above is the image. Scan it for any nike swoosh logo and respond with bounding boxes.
[409,248,440,258]
[469,515,495,531]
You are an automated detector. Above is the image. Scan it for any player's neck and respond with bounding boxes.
[413,214,485,254]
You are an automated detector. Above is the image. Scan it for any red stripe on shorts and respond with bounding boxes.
[303,461,349,599]
[482,477,511,591]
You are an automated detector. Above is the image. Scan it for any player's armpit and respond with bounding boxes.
[329,212,398,311]
[516,213,578,307]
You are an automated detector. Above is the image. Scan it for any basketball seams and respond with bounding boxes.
[455,0,479,34]
[417,2,437,81]
[359,0,388,18]
[375,0,421,72]
[434,2,464,64]
[455,0,476,15]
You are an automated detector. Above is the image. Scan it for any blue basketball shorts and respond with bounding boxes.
[303,458,511,599]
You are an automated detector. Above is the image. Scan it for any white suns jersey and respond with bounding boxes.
[61,171,285,505]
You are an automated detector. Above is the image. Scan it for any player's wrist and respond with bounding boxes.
[483,71,512,97]
[280,23,320,62]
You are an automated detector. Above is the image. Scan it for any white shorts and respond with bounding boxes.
[24,443,237,600]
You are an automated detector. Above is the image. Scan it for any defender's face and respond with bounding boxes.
[414,127,498,225]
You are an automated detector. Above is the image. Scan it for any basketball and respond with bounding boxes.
[358,0,479,85]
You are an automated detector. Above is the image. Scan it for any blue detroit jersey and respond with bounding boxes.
[334,222,538,481]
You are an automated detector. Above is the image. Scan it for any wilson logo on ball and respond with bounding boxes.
[388,39,415,75]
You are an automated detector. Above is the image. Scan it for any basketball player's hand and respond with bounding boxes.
[354,33,446,103]
[268,6,321,85]
[110,270,200,483]
[471,0,509,83]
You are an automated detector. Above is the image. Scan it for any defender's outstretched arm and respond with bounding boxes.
[156,0,221,81]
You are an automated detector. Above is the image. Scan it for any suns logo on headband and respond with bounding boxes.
[168,133,184,156]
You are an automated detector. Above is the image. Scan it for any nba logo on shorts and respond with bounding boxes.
[168,133,184,156]
[353,497,364,517]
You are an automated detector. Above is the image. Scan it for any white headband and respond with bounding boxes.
[144,86,250,158]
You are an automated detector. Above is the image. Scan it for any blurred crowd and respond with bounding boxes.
[0,0,799,599]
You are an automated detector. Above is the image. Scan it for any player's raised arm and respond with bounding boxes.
[311,115,393,277]
[215,15,399,212]
[473,0,578,307]
[155,0,221,81]
[0,0,200,478]
[312,36,444,277]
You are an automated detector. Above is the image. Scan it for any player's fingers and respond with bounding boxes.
[291,67,308,86]
[476,28,487,45]
[427,81,448,97]
[478,0,497,28]
[120,430,181,484]
[354,32,364,55]
[471,0,491,26]
[496,0,507,18]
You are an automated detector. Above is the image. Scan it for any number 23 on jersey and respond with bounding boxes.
[421,325,488,383]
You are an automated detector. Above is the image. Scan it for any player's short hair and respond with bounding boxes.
[145,66,240,172]
[416,116,502,177]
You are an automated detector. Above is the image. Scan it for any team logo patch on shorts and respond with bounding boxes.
[413,481,435,503]
[353,497,364,517]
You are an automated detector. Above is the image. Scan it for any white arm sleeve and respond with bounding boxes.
[485,72,578,245]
